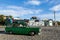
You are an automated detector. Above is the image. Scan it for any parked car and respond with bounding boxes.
[5,20,41,36]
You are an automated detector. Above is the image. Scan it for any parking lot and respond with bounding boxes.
[0,26,60,40]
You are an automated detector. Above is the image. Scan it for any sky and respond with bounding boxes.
[0,0,60,21]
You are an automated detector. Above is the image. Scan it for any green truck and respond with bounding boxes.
[5,20,41,36]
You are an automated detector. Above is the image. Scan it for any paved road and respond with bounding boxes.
[0,26,60,40]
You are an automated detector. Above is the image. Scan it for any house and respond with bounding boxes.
[42,19,53,26]
[48,19,53,26]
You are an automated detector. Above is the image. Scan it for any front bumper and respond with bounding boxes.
[38,33,41,35]
[38,29,41,35]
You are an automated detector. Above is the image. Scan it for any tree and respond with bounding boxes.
[0,15,4,22]
[0,15,5,25]
[30,16,37,20]
[0,15,13,25]
[9,15,13,19]
[57,21,60,25]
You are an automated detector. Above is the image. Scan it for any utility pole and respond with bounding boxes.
[54,11,56,22]
[54,11,58,26]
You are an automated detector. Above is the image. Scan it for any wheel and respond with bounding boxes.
[29,32,35,36]
[9,31,12,34]
[5,31,10,34]
[5,31,12,34]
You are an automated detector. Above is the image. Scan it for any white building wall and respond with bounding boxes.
[28,20,45,26]
[39,21,45,26]
[49,20,53,26]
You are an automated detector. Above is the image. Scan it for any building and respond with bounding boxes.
[48,19,53,26]
[28,18,53,27]
[43,19,53,26]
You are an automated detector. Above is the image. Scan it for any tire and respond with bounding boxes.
[5,31,12,34]
[5,31,10,34]
[29,31,35,36]
[9,31,12,34]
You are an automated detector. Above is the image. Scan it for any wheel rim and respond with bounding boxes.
[30,32,35,36]
[10,32,12,34]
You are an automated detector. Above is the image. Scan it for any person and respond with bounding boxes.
[5,16,13,26]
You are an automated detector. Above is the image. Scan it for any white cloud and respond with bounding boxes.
[26,0,41,5]
[37,13,60,21]
[0,5,42,17]
[49,4,60,11]
[0,10,19,17]
[45,0,49,2]
[49,0,60,5]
